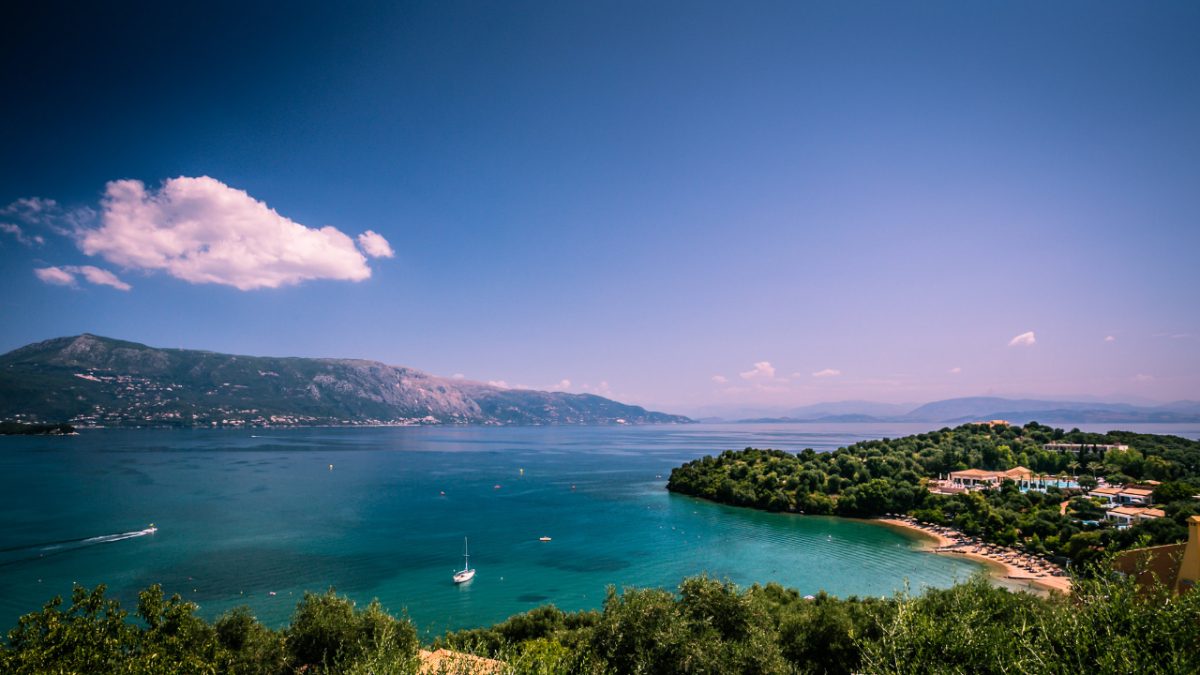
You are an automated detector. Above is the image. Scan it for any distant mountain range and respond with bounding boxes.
[0,335,690,428]
[727,395,1200,424]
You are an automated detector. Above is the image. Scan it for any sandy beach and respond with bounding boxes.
[875,517,1072,594]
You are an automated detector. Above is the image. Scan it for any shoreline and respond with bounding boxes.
[874,517,1072,595]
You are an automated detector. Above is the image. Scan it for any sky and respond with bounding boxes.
[1,1,1198,414]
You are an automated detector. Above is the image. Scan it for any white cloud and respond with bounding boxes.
[0,222,44,246]
[69,265,132,291]
[3,197,59,223]
[356,230,395,258]
[451,373,465,380]
[487,380,510,389]
[812,368,842,378]
[740,361,775,380]
[1133,373,1154,382]
[949,367,962,374]
[34,266,76,286]
[1007,331,1036,347]
[580,381,613,397]
[1104,335,1116,343]
[73,176,386,290]
[548,379,571,391]
[2,197,93,236]
[34,265,132,290]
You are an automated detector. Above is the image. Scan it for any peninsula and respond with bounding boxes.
[667,422,1200,588]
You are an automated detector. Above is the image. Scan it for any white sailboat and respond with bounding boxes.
[453,537,475,584]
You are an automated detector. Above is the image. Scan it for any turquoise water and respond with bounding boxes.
[2,423,1195,634]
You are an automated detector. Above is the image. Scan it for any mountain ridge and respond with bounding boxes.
[0,334,691,428]
[721,396,1200,424]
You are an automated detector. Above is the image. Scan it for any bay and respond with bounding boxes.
[1,422,1195,634]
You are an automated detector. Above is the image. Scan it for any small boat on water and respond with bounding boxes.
[453,537,475,584]
[538,536,551,542]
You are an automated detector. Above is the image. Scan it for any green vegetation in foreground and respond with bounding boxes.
[667,423,1200,568]
[4,571,1200,674]
[0,421,75,435]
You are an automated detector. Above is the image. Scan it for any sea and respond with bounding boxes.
[2,422,1197,635]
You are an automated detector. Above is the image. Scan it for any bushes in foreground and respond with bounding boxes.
[6,571,1200,674]
[1,585,417,674]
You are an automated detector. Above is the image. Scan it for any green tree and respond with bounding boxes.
[285,589,417,673]
[3,585,135,675]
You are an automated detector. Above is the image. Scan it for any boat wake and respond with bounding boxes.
[0,526,157,567]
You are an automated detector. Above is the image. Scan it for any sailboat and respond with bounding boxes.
[452,537,475,584]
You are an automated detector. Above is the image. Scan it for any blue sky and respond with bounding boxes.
[1,1,1197,413]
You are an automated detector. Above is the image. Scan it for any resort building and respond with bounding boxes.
[1105,506,1165,528]
[948,466,1034,491]
[1043,442,1130,453]
[1089,485,1155,507]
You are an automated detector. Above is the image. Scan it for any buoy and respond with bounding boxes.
[440,491,446,496]
[329,464,334,471]
[519,468,524,476]
[494,484,501,489]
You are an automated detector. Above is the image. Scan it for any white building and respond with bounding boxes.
[1105,506,1165,529]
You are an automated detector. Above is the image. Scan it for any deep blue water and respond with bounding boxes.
[1,422,1195,634]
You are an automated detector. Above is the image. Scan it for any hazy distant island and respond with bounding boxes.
[721,397,1200,425]
[0,334,691,429]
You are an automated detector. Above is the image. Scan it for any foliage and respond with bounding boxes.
[1,585,417,675]
[861,572,1200,674]
[6,571,1200,674]
[285,589,418,673]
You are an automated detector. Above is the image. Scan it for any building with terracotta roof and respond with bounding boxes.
[1089,485,1154,507]
[1105,505,1166,528]
[948,466,1033,491]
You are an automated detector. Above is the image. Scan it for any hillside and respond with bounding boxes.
[0,335,690,428]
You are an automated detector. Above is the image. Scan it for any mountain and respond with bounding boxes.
[903,397,1133,421]
[723,396,1200,424]
[0,335,691,428]
[785,400,912,419]
[900,396,1199,424]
